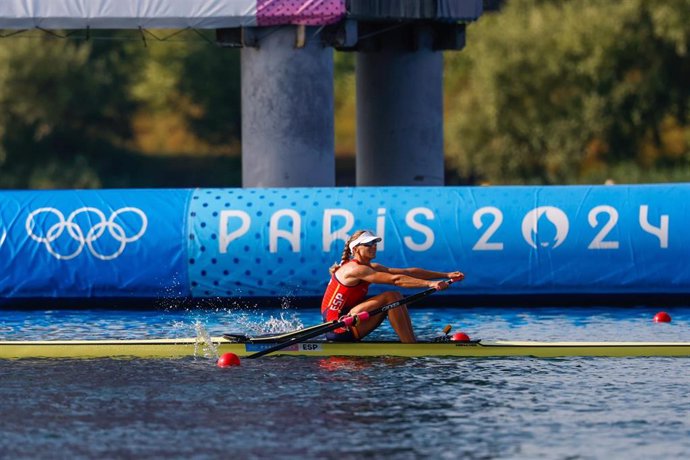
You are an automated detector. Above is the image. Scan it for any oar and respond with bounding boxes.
[246,278,460,359]
[224,321,338,343]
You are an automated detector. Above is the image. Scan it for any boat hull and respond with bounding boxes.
[2,338,690,359]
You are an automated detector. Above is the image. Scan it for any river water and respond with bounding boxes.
[1,306,689,459]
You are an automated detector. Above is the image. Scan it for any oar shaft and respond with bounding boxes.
[248,321,338,343]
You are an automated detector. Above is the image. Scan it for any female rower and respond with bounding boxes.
[320,230,464,343]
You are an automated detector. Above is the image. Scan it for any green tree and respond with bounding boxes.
[179,39,242,145]
[445,0,690,184]
[334,52,356,156]
[0,31,244,188]
[130,32,242,150]
[0,35,143,187]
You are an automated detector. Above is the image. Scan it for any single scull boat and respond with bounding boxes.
[2,338,690,359]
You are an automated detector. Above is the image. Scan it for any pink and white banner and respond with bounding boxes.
[257,0,344,26]
[0,0,346,29]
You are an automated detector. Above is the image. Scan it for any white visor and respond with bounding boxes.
[348,231,382,251]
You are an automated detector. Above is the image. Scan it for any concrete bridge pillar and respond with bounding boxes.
[241,26,335,187]
[355,25,444,186]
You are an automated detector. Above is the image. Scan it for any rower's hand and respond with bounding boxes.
[431,280,450,291]
[447,271,465,283]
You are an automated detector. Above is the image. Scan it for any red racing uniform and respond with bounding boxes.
[320,261,370,339]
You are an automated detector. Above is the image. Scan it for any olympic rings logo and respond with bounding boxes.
[26,207,148,260]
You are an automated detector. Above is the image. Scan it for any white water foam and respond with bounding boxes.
[193,321,219,359]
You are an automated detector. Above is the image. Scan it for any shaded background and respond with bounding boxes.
[1,0,689,189]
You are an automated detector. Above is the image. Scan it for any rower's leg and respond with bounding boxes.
[349,291,416,343]
[387,304,416,344]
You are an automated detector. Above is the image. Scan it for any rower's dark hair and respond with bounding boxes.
[329,230,367,275]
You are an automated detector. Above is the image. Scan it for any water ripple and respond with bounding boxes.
[1,307,689,458]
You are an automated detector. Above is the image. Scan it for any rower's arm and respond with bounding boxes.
[354,264,446,289]
[372,264,463,281]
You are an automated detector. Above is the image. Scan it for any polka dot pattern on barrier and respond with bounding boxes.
[186,187,453,299]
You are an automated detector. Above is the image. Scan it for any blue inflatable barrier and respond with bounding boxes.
[0,185,687,302]
[0,189,189,299]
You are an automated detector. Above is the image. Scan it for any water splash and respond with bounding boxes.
[156,273,188,311]
[194,298,305,337]
[193,321,219,359]
[257,311,304,335]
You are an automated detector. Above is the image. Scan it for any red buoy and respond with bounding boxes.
[451,332,471,342]
[217,353,241,367]
[653,312,672,323]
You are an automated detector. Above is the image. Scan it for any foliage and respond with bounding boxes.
[2,2,690,188]
[0,35,143,187]
[445,0,690,184]
[334,52,356,156]
[129,31,242,153]
[0,31,244,188]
